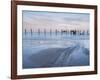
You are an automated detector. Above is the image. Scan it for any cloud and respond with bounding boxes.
[23,10,90,32]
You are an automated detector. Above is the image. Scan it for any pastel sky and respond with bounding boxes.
[22,10,90,32]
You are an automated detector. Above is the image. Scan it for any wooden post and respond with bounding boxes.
[55,29,57,36]
[38,29,40,35]
[30,29,32,36]
[87,30,89,35]
[25,29,26,36]
[61,29,63,35]
[66,30,67,35]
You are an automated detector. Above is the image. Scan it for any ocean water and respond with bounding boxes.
[22,32,90,69]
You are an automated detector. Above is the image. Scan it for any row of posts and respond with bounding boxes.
[24,29,90,36]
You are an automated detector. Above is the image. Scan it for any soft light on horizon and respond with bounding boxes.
[22,10,90,32]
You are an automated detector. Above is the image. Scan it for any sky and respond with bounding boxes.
[22,10,90,32]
